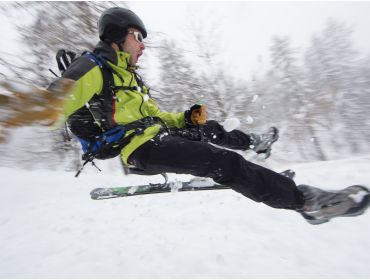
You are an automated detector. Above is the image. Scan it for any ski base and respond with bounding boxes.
[90,169,296,200]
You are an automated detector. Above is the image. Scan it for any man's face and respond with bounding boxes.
[121,28,145,66]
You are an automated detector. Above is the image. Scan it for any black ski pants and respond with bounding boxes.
[169,120,253,150]
[128,132,304,210]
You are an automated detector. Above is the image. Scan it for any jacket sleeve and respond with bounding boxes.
[147,98,186,129]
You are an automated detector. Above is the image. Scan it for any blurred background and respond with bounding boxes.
[0,1,369,171]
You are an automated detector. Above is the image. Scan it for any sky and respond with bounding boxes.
[128,1,370,78]
[1,1,370,80]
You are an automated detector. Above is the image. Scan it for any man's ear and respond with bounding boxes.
[118,42,125,52]
[110,42,120,51]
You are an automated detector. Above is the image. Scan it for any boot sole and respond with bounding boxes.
[302,185,370,225]
[257,127,279,158]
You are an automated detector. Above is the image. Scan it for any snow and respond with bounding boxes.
[221,118,240,132]
[0,156,370,278]
[251,94,259,103]
[246,115,254,124]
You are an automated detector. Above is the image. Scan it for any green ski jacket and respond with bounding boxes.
[61,41,185,164]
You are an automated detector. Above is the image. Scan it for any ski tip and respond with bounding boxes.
[90,188,104,200]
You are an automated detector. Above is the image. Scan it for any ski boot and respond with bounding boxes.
[297,184,370,225]
[249,127,279,158]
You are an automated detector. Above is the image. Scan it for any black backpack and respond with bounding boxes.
[54,49,163,176]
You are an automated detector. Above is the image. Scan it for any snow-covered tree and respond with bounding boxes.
[304,19,362,157]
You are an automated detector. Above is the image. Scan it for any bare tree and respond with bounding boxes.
[269,36,323,160]
[1,1,125,86]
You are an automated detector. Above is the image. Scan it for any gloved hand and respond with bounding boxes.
[184,104,207,126]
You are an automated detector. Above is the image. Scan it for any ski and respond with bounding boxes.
[90,180,230,200]
[90,169,296,200]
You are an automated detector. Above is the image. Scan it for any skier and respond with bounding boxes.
[58,7,369,225]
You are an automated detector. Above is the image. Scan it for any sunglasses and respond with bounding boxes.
[128,31,144,43]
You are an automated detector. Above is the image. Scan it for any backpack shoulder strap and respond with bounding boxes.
[81,51,118,130]
[82,51,114,91]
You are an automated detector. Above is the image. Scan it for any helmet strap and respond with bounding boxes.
[116,35,126,52]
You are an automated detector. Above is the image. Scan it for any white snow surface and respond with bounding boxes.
[1,156,370,278]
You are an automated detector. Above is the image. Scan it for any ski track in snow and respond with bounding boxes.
[0,157,370,278]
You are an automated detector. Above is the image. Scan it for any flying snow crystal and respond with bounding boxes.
[221,118,240,132]
[188,177,215,187]
[216,254,225,264]
[171,180,183,192]
[158,132,169,141]
[251,95,259,103]
[246,116,254,124]
[129,185,139,194]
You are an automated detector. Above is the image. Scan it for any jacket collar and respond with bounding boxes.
[94,41,134,70]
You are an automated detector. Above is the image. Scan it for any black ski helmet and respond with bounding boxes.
[98,7,147,43]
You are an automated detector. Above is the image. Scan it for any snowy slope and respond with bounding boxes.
[0,156,370,278]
